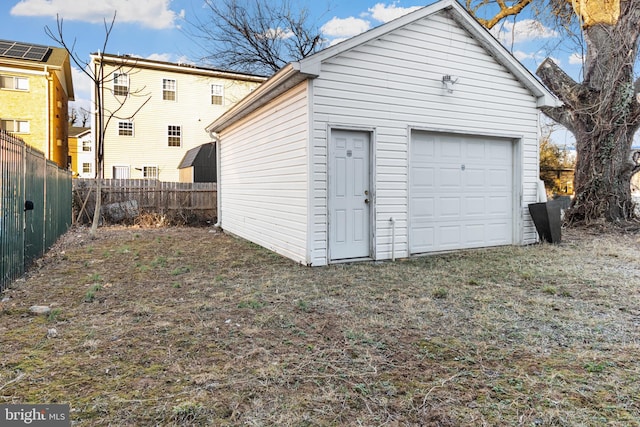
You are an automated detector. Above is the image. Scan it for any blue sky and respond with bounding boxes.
[0,0,583,146]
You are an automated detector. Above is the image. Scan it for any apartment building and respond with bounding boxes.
[0,39,74,168]
[91,54,266,181]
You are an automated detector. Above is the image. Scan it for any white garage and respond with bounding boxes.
[409,131,515,254]
[206,0,558,266]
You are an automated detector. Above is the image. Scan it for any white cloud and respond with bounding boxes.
[146,53,172,62]
[368,2,421,23]
[70,66,93,118]
[320,2,420,44]
[321,16,371,38]
[569,53,584,65]
[264,27,295,40]
[513,50,536,61]
[513,50,566,68]
[327,37,349,47]
[10,0,182,30]
[491,19,558,44]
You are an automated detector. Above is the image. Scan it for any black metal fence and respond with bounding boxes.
[1,130,72,291]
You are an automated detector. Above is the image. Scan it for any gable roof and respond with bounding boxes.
[178,142,215,169]
[206,0,558,134]
[68,126,91,138]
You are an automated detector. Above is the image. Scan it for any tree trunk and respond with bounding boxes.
[536,3,640,223]
[89,177,101,238]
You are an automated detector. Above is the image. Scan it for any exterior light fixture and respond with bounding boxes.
[442,75,459,93]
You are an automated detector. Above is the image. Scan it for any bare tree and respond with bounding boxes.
[186,0,324,75]
[466,0,640,224]
[46,13,150,237]
[69,107,78,125]
[79,107,90,127]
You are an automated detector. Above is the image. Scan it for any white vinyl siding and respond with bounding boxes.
[309,11,539,263]
[219,82,309,264]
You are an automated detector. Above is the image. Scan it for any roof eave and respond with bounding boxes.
[206,63,316,133]
[90,53,267,83]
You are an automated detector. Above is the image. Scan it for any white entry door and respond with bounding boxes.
[329,130,371,260]
[409,132,514,254]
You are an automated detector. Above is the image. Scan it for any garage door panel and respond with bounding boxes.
[411,166,435,188]
[440,225,462,246]
[410,132,514,254]
[413,135,436,156]
[441,140,462,157]
[487,222,511,243]
[464,224,485,244]
[465,196,486,215]
[466,142,485,159]
[488,196,510,214]
[412,226,435,252]
[440,197,461,218]
[439,168,462,189]
[489,142,510,161]
[488,168,509,188]
[412,197,435,219]
[464,169,485,187]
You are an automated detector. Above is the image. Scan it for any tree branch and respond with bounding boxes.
[539,106,575,132]
[466,0,533,29]
[536,58,595,108]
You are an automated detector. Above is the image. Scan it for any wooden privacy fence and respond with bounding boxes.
[72,179,217,225]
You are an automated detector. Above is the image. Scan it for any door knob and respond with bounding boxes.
[364,198,370,204]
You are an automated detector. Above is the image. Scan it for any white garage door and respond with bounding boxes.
[409,132,514,254]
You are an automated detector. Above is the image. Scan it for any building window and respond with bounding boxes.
[163,78,176,101]
[118,121,133,136]
[143,166,159,179]
[113,166,130,179]
[1,119,30,133]
[82,163,92,174]
[82,140,92,151]
[113,73,129,96]
[0,75,28,90]
[168,125,181,147]
[211,84,223,105]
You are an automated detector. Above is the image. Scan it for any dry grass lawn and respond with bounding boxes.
[1,225,640,426]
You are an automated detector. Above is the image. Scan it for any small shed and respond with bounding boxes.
[206,0,558,266]
[178,142,216,183]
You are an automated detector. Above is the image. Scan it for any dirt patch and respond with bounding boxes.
[1,225,640,425]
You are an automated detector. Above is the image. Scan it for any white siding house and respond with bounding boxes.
[206,0,559,266]
[68,126,94,178]
[91,54,265,182]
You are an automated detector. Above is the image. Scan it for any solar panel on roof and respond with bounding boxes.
[0,40,51,62]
